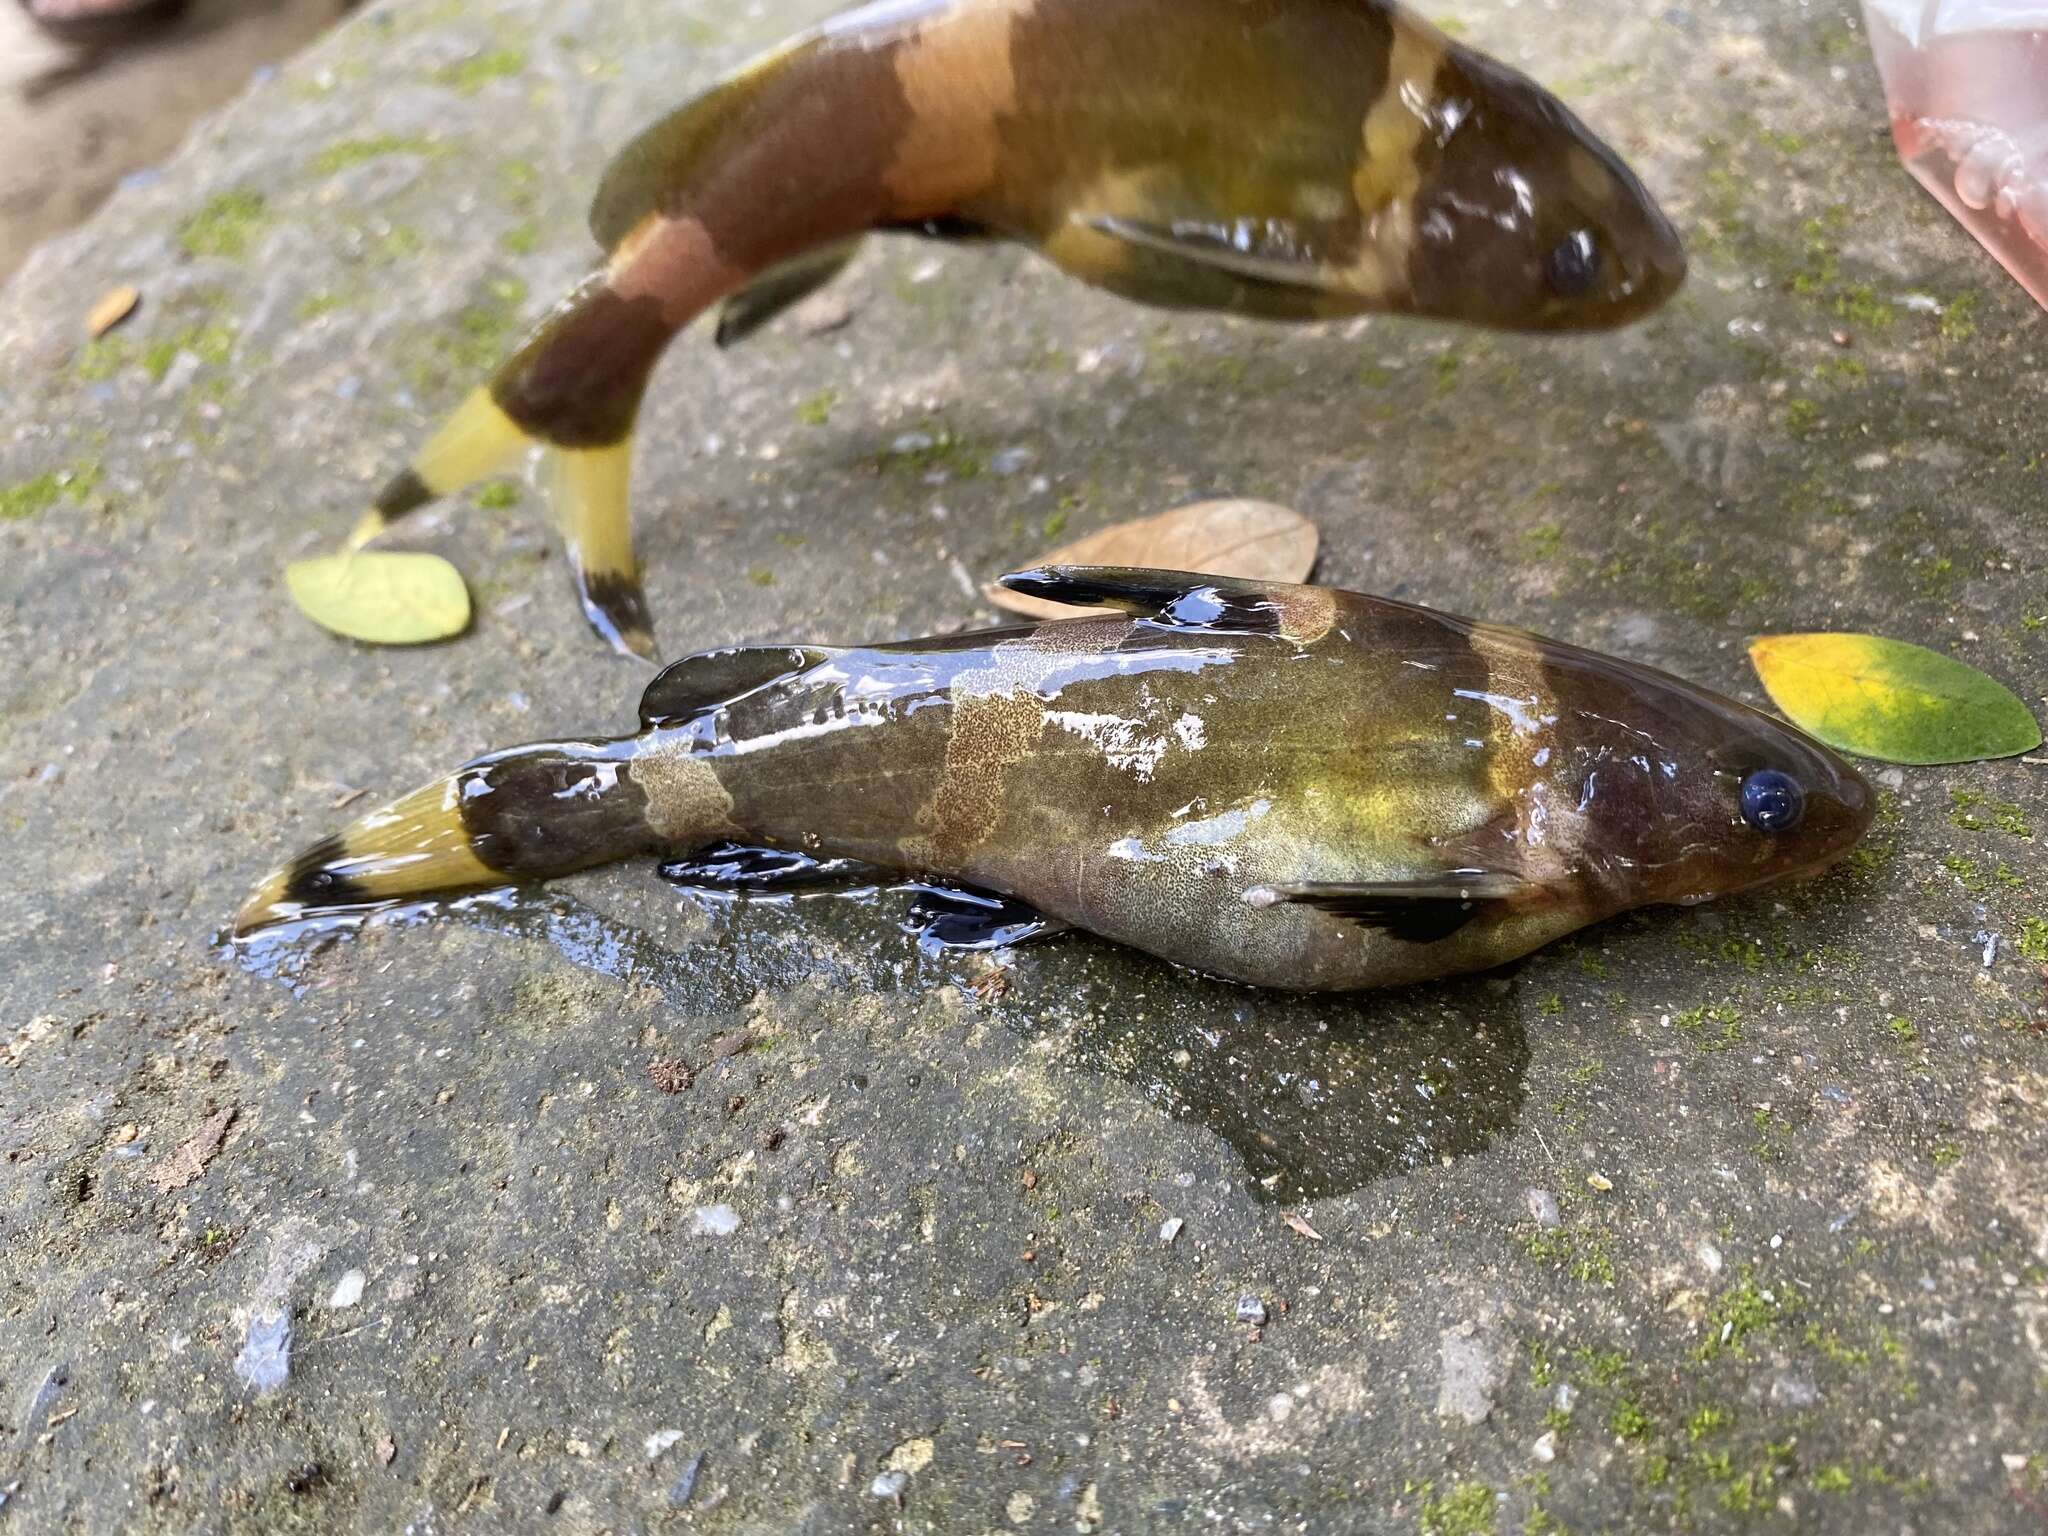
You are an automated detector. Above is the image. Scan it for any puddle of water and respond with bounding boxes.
[224,874,1529,1201]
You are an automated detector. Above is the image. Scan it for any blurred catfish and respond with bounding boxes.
[352,0,1687,656]
[234,569,1866,993]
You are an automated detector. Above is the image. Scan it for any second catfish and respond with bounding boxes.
[355,0,1687,655]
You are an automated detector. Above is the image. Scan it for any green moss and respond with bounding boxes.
[1571,1347,1627,1387]
[1609,1399,1653,1440]
[178,188,267,260]
[439,47,527,95]
[295,293,345,323]
[796,390,837,427]
[1949,794,2031,843]
[1538,994,1563,1017]
[473,481,521,510]
[501,220,540,256]
[1887,1015,1917,1045]
[0,462,101,520]
[1420,1481,1496,1536]
[1696,1268,1790,1361]
[1674,1002,1742,1052]
[1522,1224,1616,1287]
[1040,508,1070,541]
[140,323,236,382]
[1939,292,1979,342]
[1524,523,1564,559]
[877,423,985,480]
[309,135,440,176]
[1812,1464,1854,1493]
[2020,919,2048,964]
[747,567,776,587]
[1784,398,1820,437]
[1685,1405,1732,1441]
[0,474,61,521]
[1525,1340,1556,1388]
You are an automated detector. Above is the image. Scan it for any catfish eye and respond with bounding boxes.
[1740,769,1806,834]
[1545,230,1601,297]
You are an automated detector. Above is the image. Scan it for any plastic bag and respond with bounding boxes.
[1863,0,2048,307]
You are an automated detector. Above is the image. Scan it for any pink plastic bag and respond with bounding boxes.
[1863,0,2048,307]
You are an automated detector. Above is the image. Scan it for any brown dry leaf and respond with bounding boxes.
[1282,1212,1324,1242]
[147,1106,235,1193]
[86,285,139,339]
[985,499,1318,620]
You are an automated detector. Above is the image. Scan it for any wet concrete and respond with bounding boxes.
[0,0,2044,1531]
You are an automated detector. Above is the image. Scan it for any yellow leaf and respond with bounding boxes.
[985,499,1318,620]
[1748,632,2041,766]
[286,552,472,645]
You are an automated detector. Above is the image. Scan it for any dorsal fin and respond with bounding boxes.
[998,566,1294,635]
[639,645,838,728]
[588,45,795,251]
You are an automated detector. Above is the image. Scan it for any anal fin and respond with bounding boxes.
[1245,872,1532,946]
[715,240,860,348]
[904,883,1067,954]
[659,842,870,892]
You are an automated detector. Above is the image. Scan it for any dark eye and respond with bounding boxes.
[1545,230,1601,297]
[1740,769,1806,834]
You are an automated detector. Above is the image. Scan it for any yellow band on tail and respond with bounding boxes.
[233,776,501,936]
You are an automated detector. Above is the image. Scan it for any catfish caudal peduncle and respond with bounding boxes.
[237,570,1864,993]
[350,0,1686,658]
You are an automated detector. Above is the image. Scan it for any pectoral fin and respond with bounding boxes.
[1080,214,1336,292]
[1245,872,1532,946]
[714,241,861,348]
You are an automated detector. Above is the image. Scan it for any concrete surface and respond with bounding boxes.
[0,0,356,284]
[1,0,2044,1531]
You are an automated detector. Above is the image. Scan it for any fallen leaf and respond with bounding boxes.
[985,499,1318,620]
[147,1106,236,1193]
[1282,1212,1324,1242]
[286,552,472,646]
[86,285,139,338]
[1587,1173,1614,1193]
[1749,633,2042,765]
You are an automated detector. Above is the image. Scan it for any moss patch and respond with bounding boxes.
[177,189,268,260]
[1420,1480,1496,1536]
[438,48,527,95]
[309,136,441,176]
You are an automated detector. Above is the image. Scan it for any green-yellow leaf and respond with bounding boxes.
[286,552,472,645]
[1748,632,2042,766]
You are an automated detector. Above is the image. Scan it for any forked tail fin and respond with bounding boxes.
[353,271,677,661]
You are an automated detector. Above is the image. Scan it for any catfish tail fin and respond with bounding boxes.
[354,269,679,661]
[232,736,677,936]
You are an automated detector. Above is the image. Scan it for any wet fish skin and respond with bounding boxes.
[235,570,1868,993]
[351,0,1687,656]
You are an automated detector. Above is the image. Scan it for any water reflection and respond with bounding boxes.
[228,878,1529,1201]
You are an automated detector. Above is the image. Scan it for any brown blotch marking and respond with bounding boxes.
[1269,586,1339,646]
[883,0,1025,213]
[491,280,672,449]
[916,617,1132,869]
[632,743,739,847]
